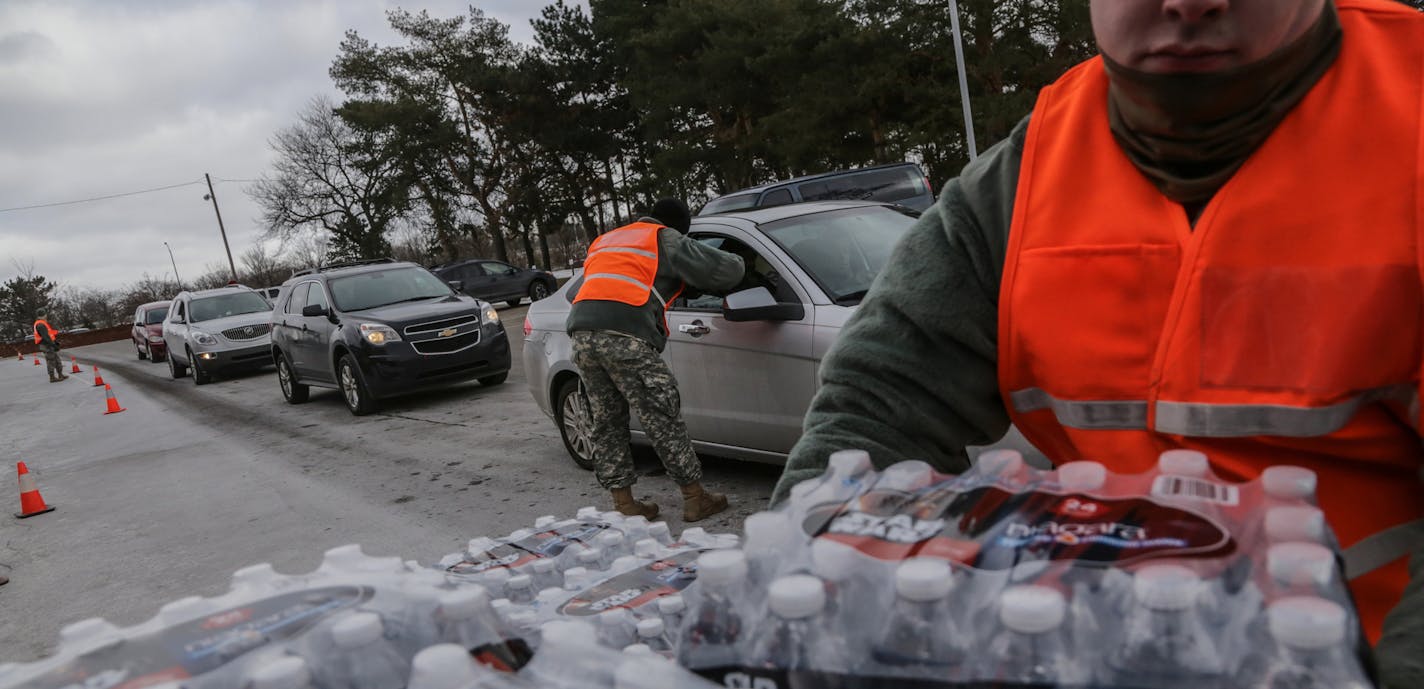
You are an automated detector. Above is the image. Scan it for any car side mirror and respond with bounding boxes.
[172,316,185,325]
[448,280,464,292]
[301,304,328,318]
[506,267,519,275]
[723,287,804,322]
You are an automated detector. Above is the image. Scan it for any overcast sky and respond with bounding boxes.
[0,0,573,292]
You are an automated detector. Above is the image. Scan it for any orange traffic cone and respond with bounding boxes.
[71,358,81,374]
[102,384,126,415]
[15,462,55,518]
[33,356,40,366]
[93,365,105,387]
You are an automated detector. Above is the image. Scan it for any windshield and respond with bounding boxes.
[700,193,759,215]
[188,293,271,322]
[143,307,169,325]
[760,205,916,305]
[329,267,453,312]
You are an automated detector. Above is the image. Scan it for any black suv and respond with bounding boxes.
[269,259,512,415]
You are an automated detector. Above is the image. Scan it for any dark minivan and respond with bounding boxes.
[698,162,934,216]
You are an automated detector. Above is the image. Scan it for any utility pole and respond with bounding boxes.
[948,0,978,160]
[203,173,238,282]
[163,241,183,290]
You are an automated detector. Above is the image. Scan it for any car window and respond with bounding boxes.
[189,292,271,322]
[760,205,916,305]
[173,301,185,321]
[481,262,514,277]
[305,283,330,310]
[285,283,310,314]
[328,267,453,312]
[673,235,795,311]
[760,188,793,207]
[700,193,759,215]
[798,167,924,204]
[144,307,169,325]
[134,308,144,324]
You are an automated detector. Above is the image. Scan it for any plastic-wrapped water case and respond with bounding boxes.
[672,449,1376,689]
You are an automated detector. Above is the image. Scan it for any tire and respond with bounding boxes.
[190,348,213,386]
[276,353,309,404]
[151,347,166,363]
[529,281,550,302]
[478,372,508,387]
[337,355,377,416]
[553,377,595,470]
[137,341,148,360]
[506,297,522,308]
[168,349,188,379]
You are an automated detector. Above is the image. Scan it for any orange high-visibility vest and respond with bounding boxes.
[32,319,57,345]
[1000,0,1424,642]
[575,222,684,330]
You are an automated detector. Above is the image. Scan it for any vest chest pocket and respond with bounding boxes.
[1198,264,1421,394]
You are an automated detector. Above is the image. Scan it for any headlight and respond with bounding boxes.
[483,307,500,324]
[360,323,402,345]
[147,334,163,343]
[191,331,218,346]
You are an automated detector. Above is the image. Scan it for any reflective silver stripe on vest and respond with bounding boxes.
[1009,388,1148,430]
[588,246,657,260]
[1011,385,1416,437]
[583,272,667,307]
[1343,518,1424,580]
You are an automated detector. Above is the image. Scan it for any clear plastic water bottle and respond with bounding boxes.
[635,618,674,656]
[597,608,638,649]
[434,588,502,651]
[576,506,601,522]
[611,555,642,573]
[648,522,674,546]
[577,547,610,572]
[976,450,1025,484]
[980,585,1081,685]
[677,550,748,669]
[742,511,800,586]
[506,574,536,604]
[622,516,652,544]
[320,612,409,689]
[1256,597,1367,689]
[535,515,560,529]
[1267,542,1336,593]
[406,644,493,689]
[872,558,966,670]
[531,558,563,591]
[563,566,592,591]
[1265,506,1328,544]
[1055,461,1108,492]
[1109,564,1223,683]
[746,574,846,673]
[482,566,512,593]
[633,539,665,561]
[657,594,686,633]
[243,655,311,689]
[598,531,630,559]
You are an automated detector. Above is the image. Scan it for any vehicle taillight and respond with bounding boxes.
[523,317,533,337]
[924,176,934,194]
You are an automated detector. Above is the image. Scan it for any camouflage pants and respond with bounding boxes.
[41,345,63,380]
[571,330,702,490]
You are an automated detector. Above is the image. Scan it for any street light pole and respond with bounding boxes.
[948,0,979,160]
[203,172,238,282]
[163,241,183,290]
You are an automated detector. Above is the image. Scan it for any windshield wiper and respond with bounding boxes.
[365,295,446,309]
[833,289,870,305]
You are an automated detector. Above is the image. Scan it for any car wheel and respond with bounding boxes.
[529,281,550,302]
[337,355,377,416]
[168,349,188,378]
[137,341,148,360]
[553,378,595,471]
[190,348,213,386]
[506,297,522,308]
[478,372,508,387]
[277,354,309,404]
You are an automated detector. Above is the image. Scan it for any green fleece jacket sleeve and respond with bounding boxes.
[770,116,1030,503]
[661,228,745,293]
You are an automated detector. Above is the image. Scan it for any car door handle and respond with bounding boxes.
[678,321,711,336]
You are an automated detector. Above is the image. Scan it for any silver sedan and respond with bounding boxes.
[523,200,1045,469]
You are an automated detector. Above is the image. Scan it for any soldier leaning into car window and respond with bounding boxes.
[567,198,745,523]
[33,310,69,383]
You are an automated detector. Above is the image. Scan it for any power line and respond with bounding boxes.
[0,179,204,214]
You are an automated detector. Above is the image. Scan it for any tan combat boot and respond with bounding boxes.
[680,482,729,522]
[611,486,659,519]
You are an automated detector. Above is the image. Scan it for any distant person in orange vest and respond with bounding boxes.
[773,1,1423,685]
[33,309,68,383]
[567,198,745,522]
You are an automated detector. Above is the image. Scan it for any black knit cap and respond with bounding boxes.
[650,198,691,234]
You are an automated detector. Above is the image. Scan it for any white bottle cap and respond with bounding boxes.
[1265,506,1327,543]
[657,594,685,615]
[599,532,626,549]
[998,585,1067,634]
[879,460,935,491]
[506,610,538,632]
[599,608,633,627]
[407,645,481,689]
[58,618,121,651]
[540,619,600,649]
[649,522,671,541]
[1056,461,1108,491]
[438,587,490,619]
[1267,596,1347,651]
[1261,466,1318,501]
[634,539,663,559]
[490,598,512,614]
[577,506,601,520]
[681,527,709,545]
[624,515,651,530]
[636,618,666,638]
[231,563,278,589]
[1267,542,1336,588]
[535,515,559,529]
[600,511,625,523]
[1132,564,1201,611]
[246,656,310,689]
[331,612,384,649]
[532,559,557,574]
[895,558,954,602]
[810,538,862,581]
[482,567,512,587]
[696,549,748,586]
[157,596,212,626]
[977,450,1024,479]
[466,537,499,556]
[828,449,872,475]
[562,566,590,590]
[578,548,604,565]
[507,574,533,591]
[614,655,683,689]
[623,643,654,656]
[1158,449,1210,477]
[612,555,642,572]
[538,587,567,604]
[768,575,826,619]
[508,528,534,541]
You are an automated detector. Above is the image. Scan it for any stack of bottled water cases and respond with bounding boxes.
[0,510,734,689]
[668,449,1376,688]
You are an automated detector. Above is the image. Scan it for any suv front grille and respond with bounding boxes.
[411,331,481,355]
[405,316,479,336]
[222,323,271,341]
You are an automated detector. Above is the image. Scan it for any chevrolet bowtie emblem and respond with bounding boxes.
[438,328,458,338]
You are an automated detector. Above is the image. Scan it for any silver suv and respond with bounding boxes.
[163,285,275,385]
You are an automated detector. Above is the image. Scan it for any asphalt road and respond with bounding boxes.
[0,304,780,663]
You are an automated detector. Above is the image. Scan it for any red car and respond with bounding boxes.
[131,300,171,362]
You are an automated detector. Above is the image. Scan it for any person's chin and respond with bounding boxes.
[1137,52,1239,74]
